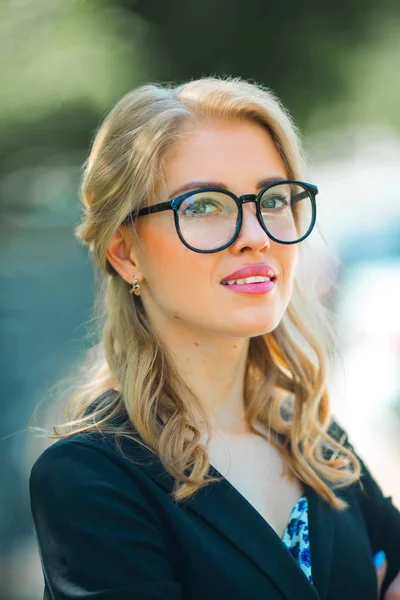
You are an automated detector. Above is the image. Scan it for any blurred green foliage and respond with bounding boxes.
[0,0,399,225]
[1,0,400,158]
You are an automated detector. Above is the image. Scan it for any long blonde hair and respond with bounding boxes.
[33,76,361,509]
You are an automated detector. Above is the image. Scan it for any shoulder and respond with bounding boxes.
[277,391,351,456]
[30,387,157,483]
[323,417,353,461]
[29,430,160,505]
[322,418,395,507]
[28,433,183,593]
[28,431,178,545]
[325,418,349,446]
[30,433,115,475]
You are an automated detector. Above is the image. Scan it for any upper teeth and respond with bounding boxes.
[222,276,272,285]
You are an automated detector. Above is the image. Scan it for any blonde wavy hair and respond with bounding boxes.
[36,76,361,510]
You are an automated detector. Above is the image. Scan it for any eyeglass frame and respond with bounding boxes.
[120,179,319,253]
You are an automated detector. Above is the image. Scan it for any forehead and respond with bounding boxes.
[163,120,287,193]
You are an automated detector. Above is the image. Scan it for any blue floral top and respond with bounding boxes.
[281,494,313,584]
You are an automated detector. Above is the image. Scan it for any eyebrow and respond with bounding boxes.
[168,175,288,200]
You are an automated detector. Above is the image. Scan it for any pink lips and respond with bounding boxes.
[220,263,277,283]
[221,280,276,294]
[220,263,277,295]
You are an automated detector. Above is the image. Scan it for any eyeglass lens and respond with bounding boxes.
[177,182,313,251]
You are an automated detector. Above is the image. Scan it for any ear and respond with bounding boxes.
[106,226,143,285]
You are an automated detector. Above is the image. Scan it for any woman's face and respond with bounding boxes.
[131,119,298,339]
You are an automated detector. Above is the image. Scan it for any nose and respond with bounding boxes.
[234,195,271,250]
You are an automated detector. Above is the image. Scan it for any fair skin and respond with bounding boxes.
[107,119,298,434]
[107,118,400,596]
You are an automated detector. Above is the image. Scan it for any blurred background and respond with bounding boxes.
[1,0,399,597]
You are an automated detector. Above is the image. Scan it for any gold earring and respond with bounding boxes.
[129,276,141,296]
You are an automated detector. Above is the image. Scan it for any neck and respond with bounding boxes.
[158,320,251,433]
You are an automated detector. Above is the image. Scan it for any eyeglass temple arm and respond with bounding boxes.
[121,200,172,224]
[292,185,318,204]
[292,191,307,204]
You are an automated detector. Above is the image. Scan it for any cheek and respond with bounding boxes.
[281,245,298,274]
[140,219,177,265]
[275,245,298,294]
[139,220,208,305]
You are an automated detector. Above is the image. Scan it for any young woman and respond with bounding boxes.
[29,76,400,599]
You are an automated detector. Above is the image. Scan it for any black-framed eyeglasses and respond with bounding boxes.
[121,179,318,253]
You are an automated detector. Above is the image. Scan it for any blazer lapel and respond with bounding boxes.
[96,394,335,599]
[185,464,321,600]
[304,482,335,600]
[139,451,329,600]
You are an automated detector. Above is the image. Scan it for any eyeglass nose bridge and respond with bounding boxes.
[235,193,271,244]
[239,194,258,205]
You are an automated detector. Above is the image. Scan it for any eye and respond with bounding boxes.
[183,198,223,216]
[260,195,288,210]
[179,191,234,218]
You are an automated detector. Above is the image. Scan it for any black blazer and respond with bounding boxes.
[29,409,400,600]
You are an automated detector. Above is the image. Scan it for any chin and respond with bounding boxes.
[222,318,280,339]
